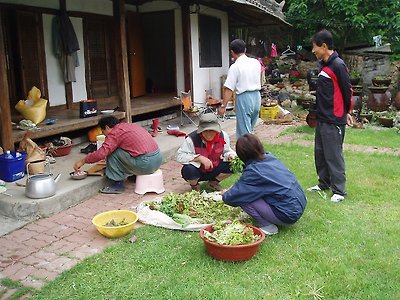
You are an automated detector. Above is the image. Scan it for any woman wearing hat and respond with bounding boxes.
[176,113,236,191]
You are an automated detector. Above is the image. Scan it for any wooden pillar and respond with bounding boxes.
[113,0,131,122]
[181,4,193,93]
[0,13,14,150]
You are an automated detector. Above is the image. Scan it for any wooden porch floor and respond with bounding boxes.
[131,92,179,115]
[12,92,180,143]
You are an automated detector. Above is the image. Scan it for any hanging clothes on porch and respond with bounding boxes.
[52,11,80,83]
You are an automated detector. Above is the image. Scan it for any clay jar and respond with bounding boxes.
[352,89,363,111]
[393,91,400,110]
[350,77,361,86]
[367,87,391,112]
[353,96,362,111]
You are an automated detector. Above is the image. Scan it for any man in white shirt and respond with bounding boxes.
[218,39,262,137]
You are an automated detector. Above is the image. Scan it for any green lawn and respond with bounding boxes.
[21,132,400,299]
[281,124,400,149]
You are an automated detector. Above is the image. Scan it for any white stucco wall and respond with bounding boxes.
[43,14,66,106]
[67,0,113,16]
[190,5,230,105]
[174,9,185,95]
[70,18,87,103]
[43,15,87,106]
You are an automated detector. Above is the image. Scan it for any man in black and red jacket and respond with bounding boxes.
[307,29,353,203]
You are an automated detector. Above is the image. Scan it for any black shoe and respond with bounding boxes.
[128,175,136,183]
[81,143,97,154]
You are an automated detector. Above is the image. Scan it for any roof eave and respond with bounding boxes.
[225,0,291,26]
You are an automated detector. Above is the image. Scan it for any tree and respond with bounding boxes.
[284,0,400,56]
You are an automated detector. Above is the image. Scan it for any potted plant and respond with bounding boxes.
[376,110,398,128]
[359,101,373,122]
[372,75,391,87]
[296,94,315,109]
[289,67,301,84]
[353,85,363,96]
[276,61,291,74]
[268,69,283,84]
[350,70,361,86]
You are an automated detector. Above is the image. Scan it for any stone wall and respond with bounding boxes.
[343,53,399,93]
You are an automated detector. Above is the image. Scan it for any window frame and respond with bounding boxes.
[198,14,222,68]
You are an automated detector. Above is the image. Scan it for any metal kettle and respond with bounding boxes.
[25,160,61,199]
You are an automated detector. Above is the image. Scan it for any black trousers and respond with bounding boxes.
[314,121,346,196]
[181,161,231,182]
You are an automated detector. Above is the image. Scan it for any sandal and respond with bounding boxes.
[190,184,200,192]
[100,186,124,194]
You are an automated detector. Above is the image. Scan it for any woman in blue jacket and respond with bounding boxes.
[222,134,307,235]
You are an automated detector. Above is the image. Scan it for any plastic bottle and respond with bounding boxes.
[4,151,14,159]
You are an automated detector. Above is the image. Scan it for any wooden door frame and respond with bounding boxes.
[113,0,131,121]
[0,11,13,150]
[16,10,48,100]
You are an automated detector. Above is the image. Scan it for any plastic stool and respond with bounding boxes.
[134,169,165,195]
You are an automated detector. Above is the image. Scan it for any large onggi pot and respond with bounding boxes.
[25,160,61,199]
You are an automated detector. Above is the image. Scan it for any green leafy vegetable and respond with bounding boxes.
[103,218,129,227]
[146,190,246,226]
[203,220,261,245]
[229,156,244,173]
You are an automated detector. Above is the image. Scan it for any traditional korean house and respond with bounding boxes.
[0,0,288,150]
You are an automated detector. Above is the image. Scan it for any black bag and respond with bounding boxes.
[79,100,97,118]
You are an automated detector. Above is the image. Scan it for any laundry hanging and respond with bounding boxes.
[52,11,80,83]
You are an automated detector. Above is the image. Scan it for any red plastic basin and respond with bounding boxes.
[199,224,265,262]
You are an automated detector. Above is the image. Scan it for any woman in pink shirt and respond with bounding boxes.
[74,116,162,194]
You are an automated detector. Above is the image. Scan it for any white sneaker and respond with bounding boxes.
[307,185,321,192]
[331,194,345,202]
[260,224,279,235]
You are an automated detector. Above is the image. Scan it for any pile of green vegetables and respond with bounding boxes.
[203,220,261,245]
[146,190,245,226]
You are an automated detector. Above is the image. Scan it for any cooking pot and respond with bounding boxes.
[25,160,61,199]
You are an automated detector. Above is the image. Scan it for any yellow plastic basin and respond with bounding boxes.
[92,210,138,238]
